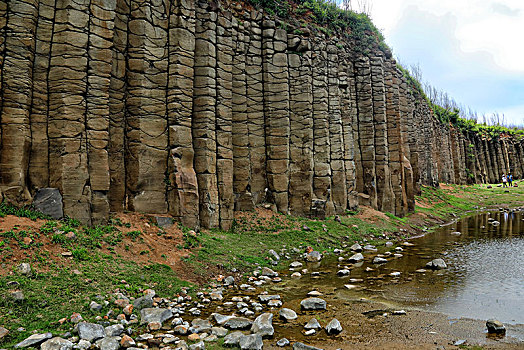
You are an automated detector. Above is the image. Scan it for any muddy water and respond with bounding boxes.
[274,210,524,325]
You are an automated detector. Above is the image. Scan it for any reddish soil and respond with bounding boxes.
[354,205,389,223]
[0,213,193,279]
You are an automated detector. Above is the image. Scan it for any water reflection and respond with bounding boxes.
[279,210,524,324]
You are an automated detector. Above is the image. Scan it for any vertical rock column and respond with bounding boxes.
[108,0,129,212]
[469,135,482,183]
[327,44,347,214]
[370,56,394,212]
[398,76,414,212]
[458,133,468,183]
[262,20,290,213]
[231,17,250,210]
[506,140,516,179]
[0,1,5,113]
[353,56,377,209]
[415,102,432,186]
[48,0,91,223]
[287,34,313,216]
[501,139,511,177]
[216,11,234,229]
[126,0,169,214]
[444,127,456,183]
[311,38,333,215]
[166,0,199,228]
[385,62,405,215]
[0,0,37,203]
[87,0,116,224]
[494,140,505,179]
[517,142,524,179]
[29,0,55,190]
[407,95,421,194]
[513,141,524,179]
[245,13,266,206]
[477,137,488,183]
[340,55,358,210]
[486,139,497,182]
[450,130,462,184]
[192,2,218,228]
[0,2,5,189]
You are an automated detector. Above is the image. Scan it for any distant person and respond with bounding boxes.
[502,174,507,188]
[508,174,513,187]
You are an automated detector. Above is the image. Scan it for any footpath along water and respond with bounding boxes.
[268,210,524,329]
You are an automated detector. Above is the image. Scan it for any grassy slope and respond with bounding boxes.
[1,182,523,347]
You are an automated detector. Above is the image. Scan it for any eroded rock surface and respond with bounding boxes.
[0,0,521,227]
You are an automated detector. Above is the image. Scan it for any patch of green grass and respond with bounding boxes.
[385,212,408,224]
[184,214,396,272]
[40,221,58,234]
[126,230,141,240]
[72,248,90,261]
[416,183,524,219]
[0,202,50,220]
[0,260,191,348]
[51,233,67,244]
[183,231,200,249]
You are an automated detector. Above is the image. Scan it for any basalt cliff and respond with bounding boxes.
[0,0,523,227]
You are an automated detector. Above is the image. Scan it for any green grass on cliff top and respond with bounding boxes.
[250,0,389,54]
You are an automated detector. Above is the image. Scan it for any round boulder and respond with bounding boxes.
[300,297,327,311]
[486,319,505,334]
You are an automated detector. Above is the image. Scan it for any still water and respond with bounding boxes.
[279,210,524,325]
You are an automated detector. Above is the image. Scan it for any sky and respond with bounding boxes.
[357,0,524,126]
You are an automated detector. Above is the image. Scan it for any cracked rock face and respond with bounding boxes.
[0,0,521,227]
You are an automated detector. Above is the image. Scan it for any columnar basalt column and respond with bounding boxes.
[312,37,334,215]
[288,34,313,216]
[385,61,405,215]
[370,55,394,212]
[262,20,290,213]
[29,0,55,191]
[494,140,506,178]
[353,56,378,209]
[489,139,500,181]
[483,138,494,183]
[327,44,347,214]
[501,139,511,177]
[0,1,6,118]
[513,141,524,179]
[48,0,91,223]
[407,95,421,194]
[398,75,414,212]
[477,136,488,183]
[166,0,199,228]
[245,13,266,206]
[441,126,455,183]
[340,54,358,210]
[126,0,169,215]
[216,11,234,229]
[232,16,251,210]
[0,0,38,203]
[450,130,462,184]
[193,2,218,228]
[108,0,129,213]
[87,0,116,224]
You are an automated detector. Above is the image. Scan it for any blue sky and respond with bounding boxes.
[362,0,524,126]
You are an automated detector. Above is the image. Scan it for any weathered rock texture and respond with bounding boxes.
[0,0,522,226]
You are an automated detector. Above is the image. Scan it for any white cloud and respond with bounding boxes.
[370,0,524,73]
[366,0,524,125]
